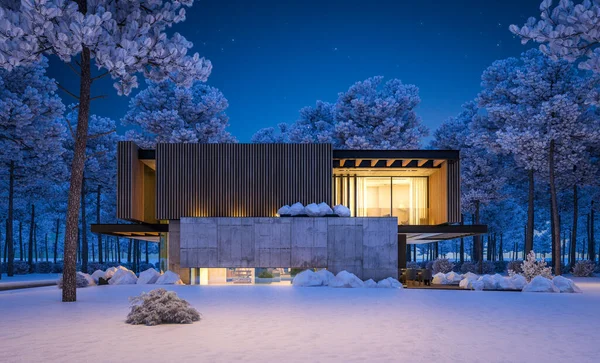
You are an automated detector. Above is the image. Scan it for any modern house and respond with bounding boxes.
[92,142,486,284]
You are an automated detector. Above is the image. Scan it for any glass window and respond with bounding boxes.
[357,177,392,217]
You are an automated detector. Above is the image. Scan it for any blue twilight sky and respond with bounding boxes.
[49,0,540,142]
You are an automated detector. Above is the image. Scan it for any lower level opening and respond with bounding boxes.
[189,268,304,285]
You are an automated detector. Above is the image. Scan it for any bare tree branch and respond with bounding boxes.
[88,129,116,139]
[56,82,79,100]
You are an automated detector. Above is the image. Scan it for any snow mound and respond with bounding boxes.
[292,270,322,287]
[445,271,462,283]
[109,268,138,285]
[137,268,161,284]
[463,272,478,281]
[80,272,96,286]
[329,271,364,288]
[522,276,559,293]
[333,204,351,217]
[478,275,497,290]
[496,277,516,290]
[377,279,392,288]
[318,202,333,215]
[459,277,474,289]
[289,202,305,216]
[155,270,184,285]
[91,269,105,283]
[432,272,448,284]
[305,203,321,216]
[552,276,582,293]
[471,280,484,291]
[385,277,402,288]
[277,205,290,215]
[104,267,118,279]
[315,269,335,286]
[510,274,527,290]
[364,279,377,288]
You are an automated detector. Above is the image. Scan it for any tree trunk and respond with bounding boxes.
[62,44,92,303]
[45,233,48,262]
[28,204,35,273]
[81,178,88,273]
[6,161,15,276]
[96,185,103,264]
[91,241,95,262]
[589,201,595,262]
[549,140,561,275]
[127,240,132,263]
[34,223,38,263]
[474,200,483,274]
[54,218,59,264]
[570,185,578,266]
[460,214,465,264]
[19,221,23,261]
[499,233,503,261]
[525,169,535,256]
[145,241,149,264]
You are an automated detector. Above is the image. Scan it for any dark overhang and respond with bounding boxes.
[90,223,168,242]
[398,224,487,244]
[138,148,155,160]
[333,149,459,169]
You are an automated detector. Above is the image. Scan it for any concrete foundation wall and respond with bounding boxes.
[174,217,398,280]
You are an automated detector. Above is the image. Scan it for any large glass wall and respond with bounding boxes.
[334,176,428,225]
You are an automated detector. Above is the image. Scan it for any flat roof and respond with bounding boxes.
[90,223,168,242]
[398,224,488,244]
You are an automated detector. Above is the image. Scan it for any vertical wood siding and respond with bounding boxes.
[156,143,333,219]
[117,141,144,221]
[447,159,461,223]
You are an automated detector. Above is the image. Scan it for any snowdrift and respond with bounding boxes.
[137,268,161,284]
[522,276,559,293]
[552,276,582,293]
[109,268,138,285]
[292,270,323,287]
[155,270,184,285]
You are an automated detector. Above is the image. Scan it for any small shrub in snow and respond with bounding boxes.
[432,272,448,284]
[304,203,321,216]
[35,261,53,274]
[572,260,596,277]
[126,288,201,326]
[452,262,463,272]
[277,205,290,215]
[333,204,351,217]
[156,270,184,285]
[522,275,559,293]
[51,261,64,273]
[432,258,454,274]
[481,261,495,274]
[13,261,30,275]
[459,261,494,274]
[109,268,138,285]
[137,268,161,284]
[406,261,420,269]
[552,276,582,293]
[318,202,333,215]
[57,272,90,289]
[315,269,335,286]
[289,202,305,216]
[292,269,322,287]
[91,269,106,283]
[521,251,552,282]
[494,261,508,273]
[510,274,527,290]
[507,260,523,275]
[445,271,462,283]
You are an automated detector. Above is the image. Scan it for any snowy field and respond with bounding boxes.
[1,279,599,363]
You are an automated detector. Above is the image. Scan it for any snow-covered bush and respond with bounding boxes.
[460,261,477,274]
[156,270,184,285]
[13,261,30,275]
[277,205,291,216]
[289,202,305,216]
[51,261,64,273]
[333,204,351,217]
[432,258,454,274]
[292,269,322,286]
[507,260,523,274]
[445,271,463,283]
[138,268,161,284]
[109,268,138,285]
[364,279,377,288]
[329,271,364,288]
[91,270,106,283]
[315,269,335,286]
[432,272,448,284]
[510,274,528,290]
[35,261,53,274]
[481,261,495,274]
[572,260,596,277]
[304,203,321,216]
[521,251,552,282]
[57,272,91,289]
[104,266,118,279]
[552,276,582,293]
[126,289,201,326]
[318,202,333,215]
[522,275,559,293]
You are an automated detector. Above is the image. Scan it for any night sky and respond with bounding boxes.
[49,0,540,142]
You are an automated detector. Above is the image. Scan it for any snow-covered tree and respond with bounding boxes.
[123,80,236,148]
[475,49,599,273]
[0,59,66,276]
[510,0,600,74]
[0,0,211,301]
[252,76,429,149]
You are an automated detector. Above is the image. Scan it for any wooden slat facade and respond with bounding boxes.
[117,141,157,223]
[447,158,461,223]
[155,143,333,220]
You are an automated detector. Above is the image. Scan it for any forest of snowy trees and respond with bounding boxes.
[1,0,600,298]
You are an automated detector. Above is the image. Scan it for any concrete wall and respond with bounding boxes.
[174,217,398,280]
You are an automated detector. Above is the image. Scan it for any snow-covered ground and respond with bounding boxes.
[1,278,599,363]
[0,273,60,283]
